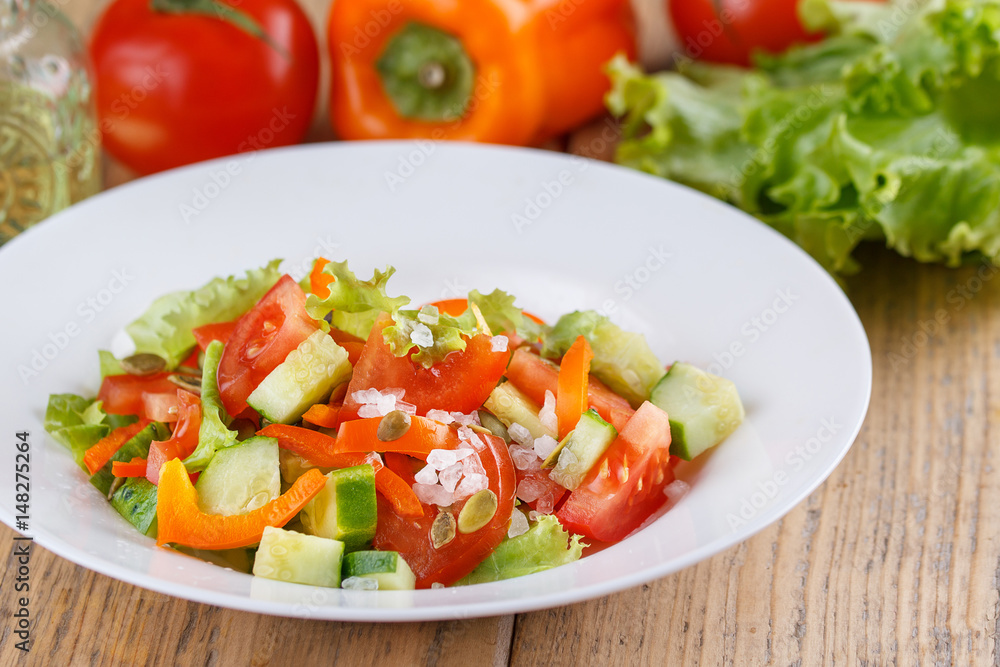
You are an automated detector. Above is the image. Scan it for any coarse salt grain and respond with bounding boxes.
[507,423,533,448]
[450,411,480,427]
[508,509,529,538]
[431,582,445,589]
[438,462,464,493]
[490,335,508,352]
[410,322,434,347]
[358,404,382,419]
[414,464,439,485]
[426,409,454,424]
[516,478,547,503]
[663,479,691,506]
[509,444,541,471]
[455,473,488,498]
[418,305,440,325]
[412,483,454,507]
[534,492,556,515]
[461,455,487,478]
[457,426,485,450]
[426,449,459,471]
[539,390,558,434]
[533,435,559,460]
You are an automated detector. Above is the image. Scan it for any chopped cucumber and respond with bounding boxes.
[90,422,170,496]
[110,477,158,537]
[542,311,666,407]
[649,362,745,461]
[342,551,416,590]
[195,436,280,515]
[252,526,344,588]
[543,409,618,490]
[247,330,352,424]
[300,464,377,551]
[484,382,555,440]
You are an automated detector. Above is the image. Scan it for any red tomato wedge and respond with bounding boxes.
[556,401,676,543]
[192,320,239,352]
[505,348,634,432]
[98,372,180,418]
[373,429,516,588]
[341,313,511,420]
[141,392,181,423]
[217,275,320,416]
[146,390,201,485]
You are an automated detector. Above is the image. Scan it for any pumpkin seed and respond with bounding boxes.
[230,418,258,441]
[377,410,411,442]
[107,476,125,500]
[457,489,498,534]
[477,410,510,444]
[168,374,202,395]
[431,511,456,549]
[121,353,166,376]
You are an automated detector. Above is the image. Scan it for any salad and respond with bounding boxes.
[44,259,745,590]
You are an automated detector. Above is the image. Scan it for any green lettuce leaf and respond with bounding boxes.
[304,260,410,340]
[44,394,139,469]
[98,350,125,378]
[609,0,1000,275]
[126,260,282,368]
[383,305,478,368]
[184,340,238,472]
[468,289,545,342]
[457,514,586,585]
[90,422,170,497]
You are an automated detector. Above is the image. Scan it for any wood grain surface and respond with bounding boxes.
[3,1,999,664]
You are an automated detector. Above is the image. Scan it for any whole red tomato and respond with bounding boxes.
[669,0,822,66]
[90,0,320,175]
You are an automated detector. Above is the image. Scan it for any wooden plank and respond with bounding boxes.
[508,247,1000,664]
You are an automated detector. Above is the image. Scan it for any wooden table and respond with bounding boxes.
[3,3,998,664]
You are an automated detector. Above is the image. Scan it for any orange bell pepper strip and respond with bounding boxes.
[301,403,342,429]
[328,0,546,145]
[556,336,594,438]
[112,457,149,478]
[309,257,336,299]
[257,424,423,517]
[530,0,636,139]
[335,416,458,458]
[84,420,151,475]
[156,459,326,550]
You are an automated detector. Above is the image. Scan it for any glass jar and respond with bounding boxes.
[0,0,100,244]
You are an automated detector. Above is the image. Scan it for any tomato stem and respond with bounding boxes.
[148,0,289,60]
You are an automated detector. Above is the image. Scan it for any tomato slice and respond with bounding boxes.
[192,320,239,352]
[505,348,634,432]
[373,429,516,588]
[142,392,181,422]
[341,313,511,420]
[146,390,202,485]
[217,275,320,416]
[556,401,676,543]
[98,372,181,418]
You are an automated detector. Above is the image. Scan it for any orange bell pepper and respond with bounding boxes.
[309,257,336,299]
[112,457,149,478]
[156,459,326,550]
[258,424,424,517]
[531,0,637,139]
[327,0,634,146]
[335,416,458,458]
[556,335,594,438]
[84,420,151,475]
[329,0,546,145]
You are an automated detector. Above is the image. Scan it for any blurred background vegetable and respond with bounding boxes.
[90,0,320,175]
[327,0,636,144]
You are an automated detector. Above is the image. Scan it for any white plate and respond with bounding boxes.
[0,142,871,621]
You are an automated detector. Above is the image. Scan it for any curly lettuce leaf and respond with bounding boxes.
[184,340,238,472]
[383,305,478,368]
[126,260,282,368]
[457,515,586,585]
[609,0,1000,274]
[304,260,410,339]
[468,289,545,341]
[44,394,139,469]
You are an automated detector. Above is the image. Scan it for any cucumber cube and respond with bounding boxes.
[300,464,377,551]
[252,526,344,588]
[195,437,281,515]
[342,551,416,590]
